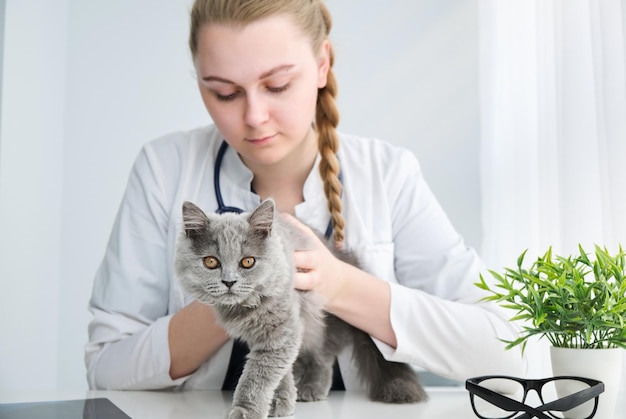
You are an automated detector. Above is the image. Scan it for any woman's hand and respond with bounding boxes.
[281,214,397,347]
[168,301,229,380]
[281,214,348,306]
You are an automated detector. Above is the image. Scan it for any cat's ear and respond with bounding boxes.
[182,201,210,237]
[248,199,275,238]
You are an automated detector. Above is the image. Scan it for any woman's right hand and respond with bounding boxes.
[168,301,229,379]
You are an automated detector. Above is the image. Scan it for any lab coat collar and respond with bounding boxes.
[218,144,331,236]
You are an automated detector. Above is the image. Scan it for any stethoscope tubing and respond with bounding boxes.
[214,141,245,215]
[213,140,338,240]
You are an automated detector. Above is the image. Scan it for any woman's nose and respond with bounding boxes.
[244,93,269,127]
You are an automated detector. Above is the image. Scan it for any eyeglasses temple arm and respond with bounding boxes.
[515,384,603,419]
[468,384,552,419]
[533,384,603,413]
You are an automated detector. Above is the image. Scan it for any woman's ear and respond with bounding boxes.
[316,39,331,88]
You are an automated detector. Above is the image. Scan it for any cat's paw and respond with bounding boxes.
[268,396,295,417]
[224,406,247,419]
[369,377,429,404]
[297,384,328,402]
[224,406,265,419]
[269,385,296,417]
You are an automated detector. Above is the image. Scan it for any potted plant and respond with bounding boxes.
[476,244,626,419]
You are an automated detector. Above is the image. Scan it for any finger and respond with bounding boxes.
[292,249,316,271]
[293,270,317,291]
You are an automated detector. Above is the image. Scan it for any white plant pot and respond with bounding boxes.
[550,346,623,419]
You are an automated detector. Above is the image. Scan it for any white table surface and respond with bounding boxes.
[1,387,625,418]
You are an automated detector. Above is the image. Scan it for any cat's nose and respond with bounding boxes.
[222,280,236,289]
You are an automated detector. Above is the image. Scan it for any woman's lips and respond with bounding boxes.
[246,134,276,145]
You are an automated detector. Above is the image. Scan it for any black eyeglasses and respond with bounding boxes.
[466,375,604,419]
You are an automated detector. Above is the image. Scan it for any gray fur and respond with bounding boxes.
[176,199,427,419]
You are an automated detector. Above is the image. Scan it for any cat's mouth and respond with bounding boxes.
[196,286,243,306]
[201,282,255,306]
[217,288,261,307]
[216,288,245,304]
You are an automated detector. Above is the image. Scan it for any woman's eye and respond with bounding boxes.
[203,256,220,269]
[240,257,256,269]
[215,91,239,102]
[267,84,290,94]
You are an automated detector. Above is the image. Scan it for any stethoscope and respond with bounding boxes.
[213,140,338,240]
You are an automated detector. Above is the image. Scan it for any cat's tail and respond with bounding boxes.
[350,328,429,403]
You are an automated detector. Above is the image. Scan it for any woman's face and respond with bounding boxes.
[194,15,329,170]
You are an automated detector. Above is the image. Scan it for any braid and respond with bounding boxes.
[316,4,344,246]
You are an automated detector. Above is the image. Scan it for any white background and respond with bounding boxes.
[1,0,491,391]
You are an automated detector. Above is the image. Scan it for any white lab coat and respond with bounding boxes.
[85,125,525,390]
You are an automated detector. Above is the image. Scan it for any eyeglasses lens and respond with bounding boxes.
[472,378,525,419]
[541,379,595,419]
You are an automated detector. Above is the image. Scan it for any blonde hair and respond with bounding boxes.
[189,0,344,245]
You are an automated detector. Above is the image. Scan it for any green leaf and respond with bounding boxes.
[517,249,529,269]
[474,243,626,350]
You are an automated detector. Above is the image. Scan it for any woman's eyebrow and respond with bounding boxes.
[259,64,294,79]
[202,75,233,84]
[202,64,295,84]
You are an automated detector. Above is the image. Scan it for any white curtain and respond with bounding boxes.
[479,0,626,269]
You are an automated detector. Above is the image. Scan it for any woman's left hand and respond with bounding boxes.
[281,214,348,305]
[281,214,396,347]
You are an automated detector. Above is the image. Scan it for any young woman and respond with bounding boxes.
[85,0,525,391]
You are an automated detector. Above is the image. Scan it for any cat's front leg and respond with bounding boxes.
[268,369,296,417]
[229,341,299,419]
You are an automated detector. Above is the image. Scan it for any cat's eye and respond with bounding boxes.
[240,257,256,269]
[203,256,220,269]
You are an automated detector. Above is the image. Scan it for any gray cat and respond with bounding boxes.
[175,199,427,419]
